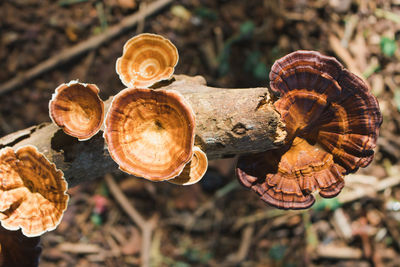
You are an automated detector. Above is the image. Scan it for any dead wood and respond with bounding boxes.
[0,75,285,187]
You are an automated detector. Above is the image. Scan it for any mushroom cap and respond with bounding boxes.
[116,33,179,88]
[104,88,195,181]
[0,146,69,237]
[168,146,208,186]
[270,50,382,172]
[236,50,382,209]
[0,224,41,267]
[237,137,345,209]
[49,81,104,141]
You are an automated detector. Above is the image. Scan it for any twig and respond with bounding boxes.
[184,180,239,231]
[332,208,352,241]
[226,225,254,264]
[0,0,173,96]
[233,209,299,230]
[141,215,158,267]
[375,8,400,24]
[136,1,148,34]
[233,175,400,230]
[341,14,358,48]
[105,174,146,227]
[315,244,363,259]
[105,174,157,267]
[338,175,400,204]
[58,243,102,254]
[150,229,163,267]
[329,34,363,78]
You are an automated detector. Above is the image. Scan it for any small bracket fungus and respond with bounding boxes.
[169,146,208,186]
[104,88,195,181]
[236,50,382,210]
[0,225,41,267]
[116,33,179,88]
[0,145,69,237]
[49,81,105,141]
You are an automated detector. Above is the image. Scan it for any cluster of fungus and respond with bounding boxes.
[236,51,382,210]
[0,146,69,237]
[106,33,208,183]
[0,33,384,265]
[0,145,68,265]
[47,33,208,188]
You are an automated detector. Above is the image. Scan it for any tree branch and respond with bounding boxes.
[0,75,285,187]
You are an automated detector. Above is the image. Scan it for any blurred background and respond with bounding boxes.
[1,0,400,266]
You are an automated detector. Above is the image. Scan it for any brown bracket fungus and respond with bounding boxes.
[104,88,195,181]
[49,81,105,141]
[0,225,41,267]
[168,146,208,186]
[0,145,69,237]
[116,33,179,88]
[236,50,382,210]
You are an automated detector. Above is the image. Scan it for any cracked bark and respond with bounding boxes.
[0,75,286,187]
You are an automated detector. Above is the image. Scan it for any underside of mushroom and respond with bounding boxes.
[0,146,69,237]
[236,50,382,210]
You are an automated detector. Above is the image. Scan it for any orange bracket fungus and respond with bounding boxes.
[49,81,105,141]
[0,225,41,267]
[104,88,195,181]
[116,33,179,88]
[236,50,382,210]
[169,146,208,186]
[0,145,69,237]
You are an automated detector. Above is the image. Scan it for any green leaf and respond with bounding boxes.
[394,90,400,112]
[184,248,213,263]
[380,37,397,57]
[312,197,341,211]
[218,60,230,77]
[58,0,88,6]
[195,7,218,20]
[239,21,255,39]
[253,62,268,80]
[217,42,233,77]
[174,262,190,267]
[269,244,286,261]
[244,51,268,80]
[90,213,102,226]
[244,51,262,72]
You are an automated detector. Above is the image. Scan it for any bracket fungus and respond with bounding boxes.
[236,50,382,210]
[0,145,69,237]
[104,88,195,181]
[169,146,208,186]
[49,81,104,141]
[116,33,179,88]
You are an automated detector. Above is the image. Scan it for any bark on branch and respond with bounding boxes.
[0,75,285,187]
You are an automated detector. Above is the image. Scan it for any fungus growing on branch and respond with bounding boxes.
[0,146,69,237]
[236,50,382,210]
[104,88,195,181]
[49,81,104,141]
[169,146,208,186]
[116,33,179,88]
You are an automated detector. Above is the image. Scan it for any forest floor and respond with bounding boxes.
[1,0,400,266]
